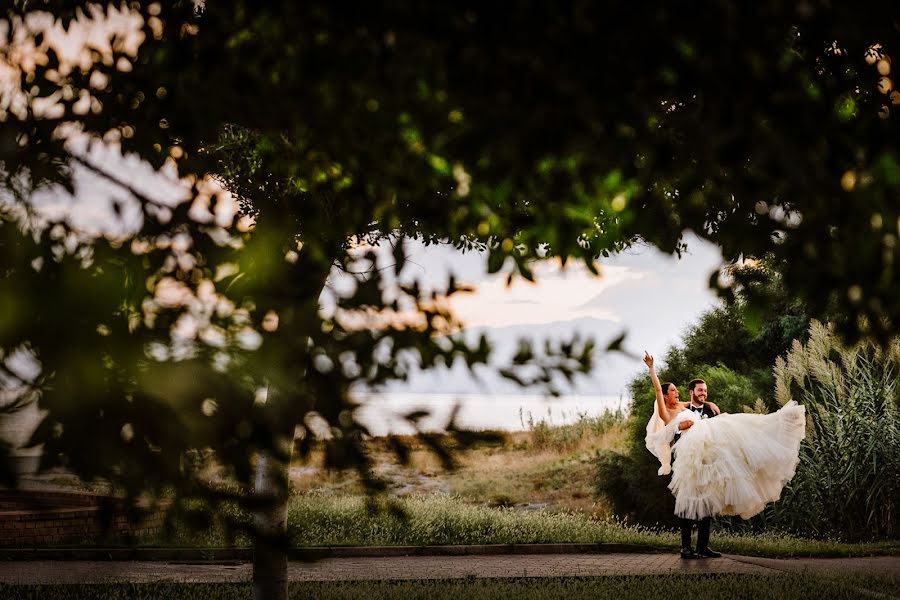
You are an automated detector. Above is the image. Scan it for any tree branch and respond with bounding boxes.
[69,153,173,210]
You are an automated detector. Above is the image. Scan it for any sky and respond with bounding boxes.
[364,234,725,397]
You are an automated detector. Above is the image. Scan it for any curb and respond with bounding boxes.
[0,543,672,562]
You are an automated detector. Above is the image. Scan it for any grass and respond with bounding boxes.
[291,410,628,517]
[3,574,900,599]
[450,410,626,515]
[287,495,900,557]
[158,493,900,558]
[146,409,900,557]
[288,494,629,547]
[523,409,626,453]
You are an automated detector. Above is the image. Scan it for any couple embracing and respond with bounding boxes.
[642,353,806,560]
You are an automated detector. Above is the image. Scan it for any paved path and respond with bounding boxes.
[0,554,896,584]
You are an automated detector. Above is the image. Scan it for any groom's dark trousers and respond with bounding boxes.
[681,516,711,552]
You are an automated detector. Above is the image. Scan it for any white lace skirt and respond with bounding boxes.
[669,401,806,520]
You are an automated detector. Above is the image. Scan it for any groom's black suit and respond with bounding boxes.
[673,402,717,554]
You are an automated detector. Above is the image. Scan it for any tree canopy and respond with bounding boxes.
[4,1,900,342]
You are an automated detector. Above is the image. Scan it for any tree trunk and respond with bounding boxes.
[246,219,338,599]
[252,449,291,600]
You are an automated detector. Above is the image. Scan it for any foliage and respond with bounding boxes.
[0,2,599,516]
[659,261,811,403]
[693,366,760,414]
[598,317,900,540]
[593,449,672,527]
[5,2,900,338]
[772,322,900,540]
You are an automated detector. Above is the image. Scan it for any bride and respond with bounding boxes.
[643,353,806,521]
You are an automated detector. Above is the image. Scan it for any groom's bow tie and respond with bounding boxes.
[690,405,703,413]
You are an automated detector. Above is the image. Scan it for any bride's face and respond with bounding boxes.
[665,386,680,406]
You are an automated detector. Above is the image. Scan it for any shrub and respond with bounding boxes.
[593,449,677,527]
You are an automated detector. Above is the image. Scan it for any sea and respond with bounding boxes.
[352,393,629,436]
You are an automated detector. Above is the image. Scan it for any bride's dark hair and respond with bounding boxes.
[661,382,676,395]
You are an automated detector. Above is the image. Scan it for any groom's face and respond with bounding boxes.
[691,383,708,403]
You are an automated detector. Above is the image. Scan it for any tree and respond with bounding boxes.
[663,260,812,402]
[5,1,900,339]
[3,2,900,597]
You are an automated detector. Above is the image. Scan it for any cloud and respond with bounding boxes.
[325,234,726,397]
[448,259,642,328]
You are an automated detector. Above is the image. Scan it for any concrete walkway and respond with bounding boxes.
[0,553,896,584]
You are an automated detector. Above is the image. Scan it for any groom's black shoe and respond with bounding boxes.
[696,547,722,558]
[680,547,699,559]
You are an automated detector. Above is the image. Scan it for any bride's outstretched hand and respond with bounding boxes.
[643,352,654,369]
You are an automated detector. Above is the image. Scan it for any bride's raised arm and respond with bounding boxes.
[644,352,673,424]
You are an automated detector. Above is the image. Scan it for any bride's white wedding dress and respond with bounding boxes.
[645,401,806,520]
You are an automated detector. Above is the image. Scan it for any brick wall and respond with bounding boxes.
[0,490,166,546]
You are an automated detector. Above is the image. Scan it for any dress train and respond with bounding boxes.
[645,401,806,520]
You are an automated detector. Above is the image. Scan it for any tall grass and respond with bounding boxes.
[773,321,900,540]
[141,492,898,556]
[288,494,642,547]
[285,494,898,557]
[524,409,625,452]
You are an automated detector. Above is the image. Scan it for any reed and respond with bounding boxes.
[773,321,900,540]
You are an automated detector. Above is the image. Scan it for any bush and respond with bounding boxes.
[594,449,677,527]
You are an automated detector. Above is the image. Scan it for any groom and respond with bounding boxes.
[674,378,722,560]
